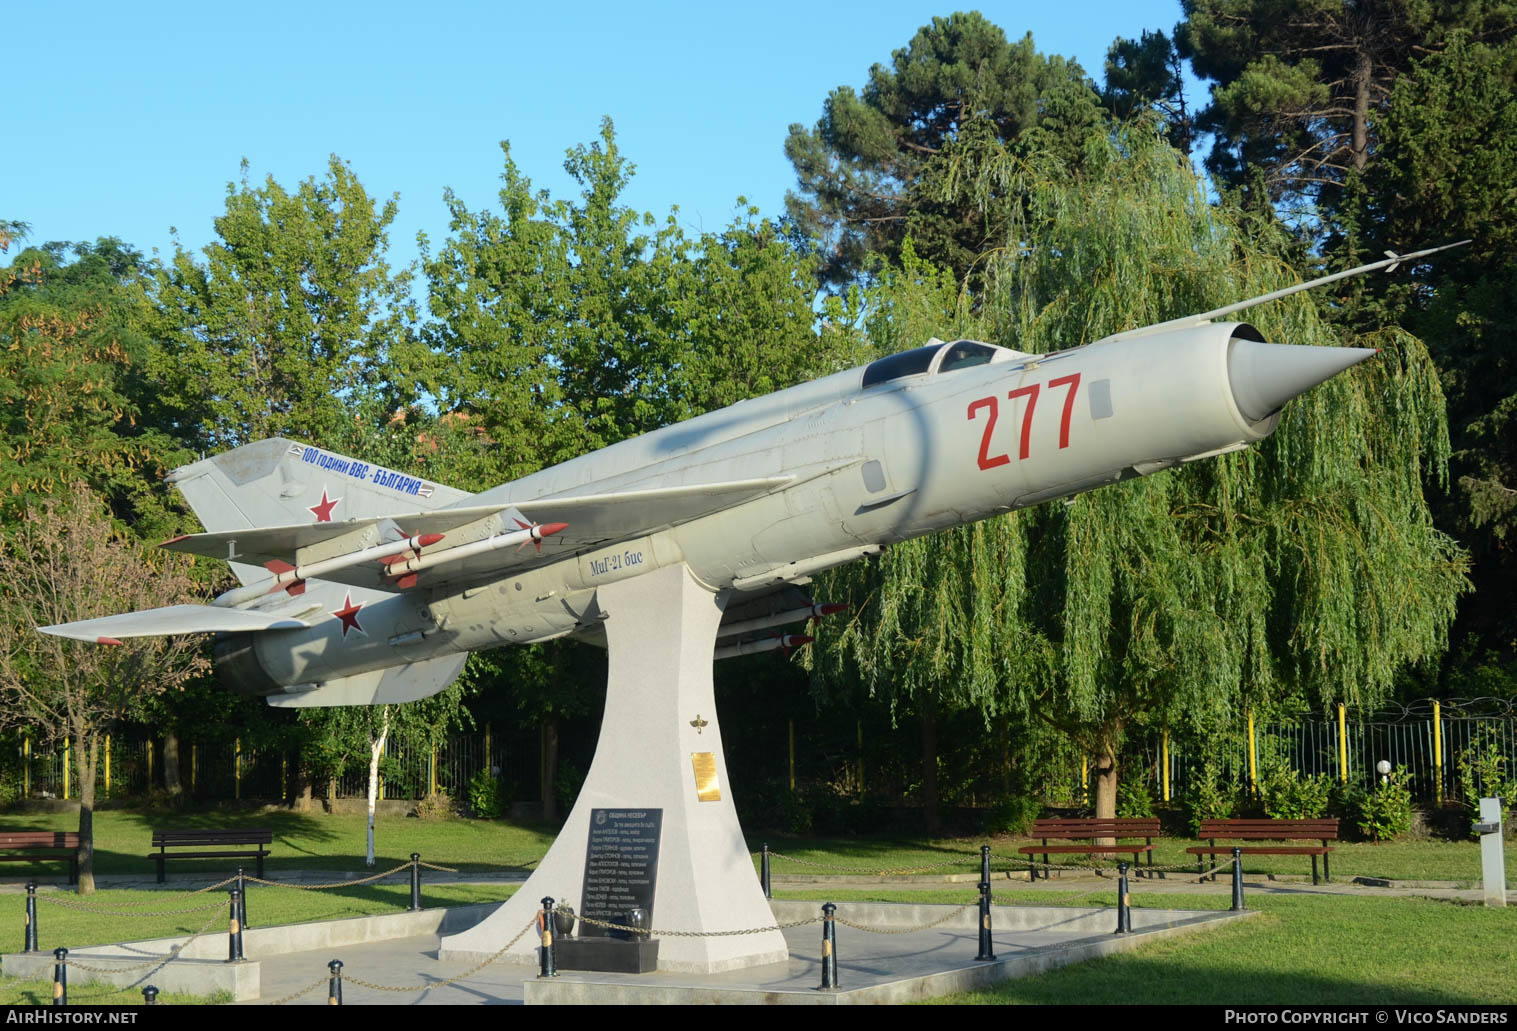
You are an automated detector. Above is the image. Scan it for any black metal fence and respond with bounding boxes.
[8,727,528,804]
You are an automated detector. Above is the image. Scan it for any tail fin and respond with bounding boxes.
[166,438,472,585]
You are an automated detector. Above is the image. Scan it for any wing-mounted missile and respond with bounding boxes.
[210,532,448,607]
[713,634,813,661]
[379,516,568,588]
[717,602,848,639]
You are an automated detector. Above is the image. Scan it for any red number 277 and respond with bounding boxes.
[966,374,1081,471]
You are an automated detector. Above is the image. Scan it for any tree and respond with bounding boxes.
[422,121,847,809]
[300,685,472,864]
[1102,30,1194,154]
[0,492,208,892]
[0,221,30,253]
[785,11,1102,288]
[1348,33,1517,694]
[142,156,417,454]
[814,127,1467,820]
[0,240,169,522]
[1177,0,1517,222]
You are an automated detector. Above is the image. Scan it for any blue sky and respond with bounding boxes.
[8,1,1195,273]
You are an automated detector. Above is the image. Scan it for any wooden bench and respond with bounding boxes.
[0,831,80,884]
[151,829,272,883]
[1187,819,1338,885]
[1018,818,1161,880]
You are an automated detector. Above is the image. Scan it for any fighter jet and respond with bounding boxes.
[40,244,1465,706]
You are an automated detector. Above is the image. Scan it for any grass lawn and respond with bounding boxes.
[777,888,1517,1005]
[0,807,557,878]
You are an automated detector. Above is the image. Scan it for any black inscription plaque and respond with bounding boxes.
[578,808,663,938]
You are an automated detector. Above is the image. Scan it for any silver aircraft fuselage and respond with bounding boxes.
[235,319,1349,692]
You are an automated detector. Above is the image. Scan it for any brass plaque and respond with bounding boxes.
[691,752,722,802]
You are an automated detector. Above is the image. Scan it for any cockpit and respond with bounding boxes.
[860,338,1016,389]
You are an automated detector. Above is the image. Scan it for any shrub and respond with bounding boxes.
[1356,772,1413,842]
[412,791,454,820]
[467,770,506,819]
[1258,759,1332,819]
[1183,755,1235,836]
[1456,728,1517,829]
[1116,777,1155,818]
[986,795,1041,836]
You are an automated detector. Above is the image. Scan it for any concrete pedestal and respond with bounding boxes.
[438,563,788,973]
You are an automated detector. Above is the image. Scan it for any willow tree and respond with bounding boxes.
[814,126,1468,818]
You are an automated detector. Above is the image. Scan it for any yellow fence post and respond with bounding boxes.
[1161,727,1171,803]
[1247,712,1258,798]
[787,719,796,792]
[104,734,111,799]
[1337,703,1348,784]
[857,719,864,795]
[429,745,438,797]
[23,736,30,799]
[1433,700,1443,805]
[235,738,241,800]
[1081,755,1089,808]
[63,737,70,800]
[191,744,198,794]
[147,739,154,793]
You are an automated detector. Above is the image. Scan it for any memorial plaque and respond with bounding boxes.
[579,809,663,938]
[691,751,721,802]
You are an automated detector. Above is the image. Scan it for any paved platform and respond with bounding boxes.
[2,868,1502,1005]
[237,898,1249,1005]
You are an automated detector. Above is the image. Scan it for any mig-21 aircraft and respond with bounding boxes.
[40,244,1465,707]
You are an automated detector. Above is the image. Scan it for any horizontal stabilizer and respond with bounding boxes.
[39,604,313,643]
[265,654,467,708]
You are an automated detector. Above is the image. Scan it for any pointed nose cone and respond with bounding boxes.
[1227,339,1378,422]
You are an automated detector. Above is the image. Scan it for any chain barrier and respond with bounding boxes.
[333,916,539,996]
[993,886,1110,907]
[36,893,229,917]
[26,877,238,908]
[244,863,412,891]
[67,907,225,975]
[417,861,459,873]
[831,901,979,935]
[573,912,820,938]
[1021,857,1235,881]
[268,975,332,1007]
[762,850,989,876]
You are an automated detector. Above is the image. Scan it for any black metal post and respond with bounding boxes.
[538,897,557,978]
[1115,862,1131,934]
[142,986,158,1006]
[52,947,67,1006]
[976,845,996,961]
[25,881,38,953]
[237,866,250,930]
[227,889,244,962]
[1230,847,1245,911]
[818,902,839,990]
[410,852,422,911]
[761,843,772,899]
[327,959,343,1006]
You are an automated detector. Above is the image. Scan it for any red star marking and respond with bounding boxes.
[309,488,340,522]
[332,593,364,638]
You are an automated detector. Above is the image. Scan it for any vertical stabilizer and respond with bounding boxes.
[166,438,472,585]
